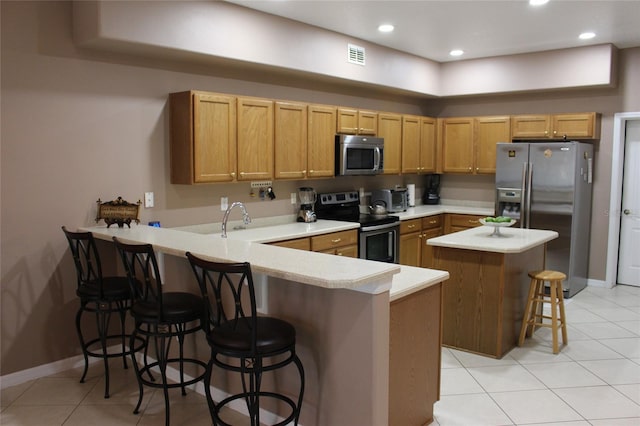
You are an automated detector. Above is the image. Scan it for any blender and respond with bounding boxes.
[297,187,317,222]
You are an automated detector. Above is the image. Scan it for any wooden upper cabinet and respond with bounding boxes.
[237,97,274,181]
[510,114,550,139]
[441,117,474,173]
[337,107,377,135]
[402,115,438,174]
[441,115,509,174]
[170,91,237,184]
[307,104,336,178]
[378,113,402,175]
[552,113,600,139]
[511,112,599,140]
[420,117,437,173]
[275,101,307,180]
[474,116,511,174]
[358,110,378,135]
[401,115,420,173]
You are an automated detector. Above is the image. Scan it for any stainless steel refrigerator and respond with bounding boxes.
[495,142,594,297]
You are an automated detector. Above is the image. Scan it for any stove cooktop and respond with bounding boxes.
[315,191,399,227]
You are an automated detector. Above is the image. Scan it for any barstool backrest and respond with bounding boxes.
[113,237,163,322]
[185,252,258,349]
[62,226,105,297]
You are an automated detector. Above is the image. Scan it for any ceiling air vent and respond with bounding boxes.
[348,44,365,65]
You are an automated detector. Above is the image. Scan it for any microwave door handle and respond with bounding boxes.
[374,147,381,171]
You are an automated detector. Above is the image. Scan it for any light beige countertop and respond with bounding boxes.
[390,266,449,302]
[83,224,405,295]
[178,218,360,243]
[83,204,493,299]
[393,203,494,220]
[427,225,558,253]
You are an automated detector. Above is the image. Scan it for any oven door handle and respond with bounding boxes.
[360,222,399,232]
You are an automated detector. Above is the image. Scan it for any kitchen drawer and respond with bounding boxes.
[270,237,311,251]
[421,215,443,230]
[400,219,422,235]
[446,213,484,234]
[311,229,358,252]
[318,244,358,258]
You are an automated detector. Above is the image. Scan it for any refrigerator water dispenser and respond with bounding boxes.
[496,188,522,221]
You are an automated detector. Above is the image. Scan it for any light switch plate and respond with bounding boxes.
[290,192,297,204]
[221,197,228,211]
[144,192,154,208]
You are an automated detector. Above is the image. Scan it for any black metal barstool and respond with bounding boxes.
[62,226,144,398]
[113,238,207,426]
[186,252,305,426]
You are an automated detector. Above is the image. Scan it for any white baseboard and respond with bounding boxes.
[588,278,614,289]
[0,352,91,389]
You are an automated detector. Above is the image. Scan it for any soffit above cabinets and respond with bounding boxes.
[72,1,619,98]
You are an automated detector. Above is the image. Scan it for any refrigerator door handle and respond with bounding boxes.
[525,162,533,229]
[521,162,528,228]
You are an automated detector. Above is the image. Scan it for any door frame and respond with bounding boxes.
[606,112,640,287]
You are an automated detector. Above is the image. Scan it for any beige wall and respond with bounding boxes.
[1,0,639,376]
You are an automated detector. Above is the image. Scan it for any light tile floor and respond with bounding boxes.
[435,284,640,426]
[1,285,639,425]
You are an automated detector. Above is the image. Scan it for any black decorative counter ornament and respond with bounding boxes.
[96,197,141,228]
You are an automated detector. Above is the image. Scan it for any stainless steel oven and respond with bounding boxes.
[315,191,400,264]
[359,221,399,263]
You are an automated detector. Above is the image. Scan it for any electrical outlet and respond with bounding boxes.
[251,180,273,188]
[144,192,154,208]
[291,192,297,204]
[221,197,228,211]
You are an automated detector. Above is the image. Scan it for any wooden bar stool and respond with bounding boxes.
[519,270,568,354]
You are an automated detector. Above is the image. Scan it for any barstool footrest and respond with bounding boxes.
[213,391,297,426]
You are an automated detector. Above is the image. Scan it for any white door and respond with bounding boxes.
[618,120,640,286]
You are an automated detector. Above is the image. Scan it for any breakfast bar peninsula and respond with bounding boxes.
[83,223,449,426]
[428,226,558,359]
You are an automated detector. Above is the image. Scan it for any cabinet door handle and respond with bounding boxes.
[408,224,416,229]
[230,172,236,177]
[429,220,437,225]
[469,220,478,224]
[331,238,342,244]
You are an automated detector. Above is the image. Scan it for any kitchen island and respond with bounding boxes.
[83,222,448,426]
[428,226,558,358]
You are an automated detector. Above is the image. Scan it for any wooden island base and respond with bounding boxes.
[433,244,545,358]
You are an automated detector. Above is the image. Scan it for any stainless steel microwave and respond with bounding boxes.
[335,135,384,176]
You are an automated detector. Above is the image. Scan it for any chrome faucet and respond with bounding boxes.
[221,202,251,238]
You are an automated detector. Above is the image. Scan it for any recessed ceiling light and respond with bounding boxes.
[579,32,596,40]
[378,24,394,33]
[529,0,549,6]
[449,49,464,57]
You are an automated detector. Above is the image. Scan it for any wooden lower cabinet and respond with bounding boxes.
[399,215,444,268]
[271,230,358,258]
[311,229,358,257]
[399,219,422,267]
[444,213,484,234]
[270,237,310,251]
[389,283,442,426]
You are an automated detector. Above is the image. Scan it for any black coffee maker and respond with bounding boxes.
[423,174,441,205]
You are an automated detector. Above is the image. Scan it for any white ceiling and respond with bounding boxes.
[225,0,640,63]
